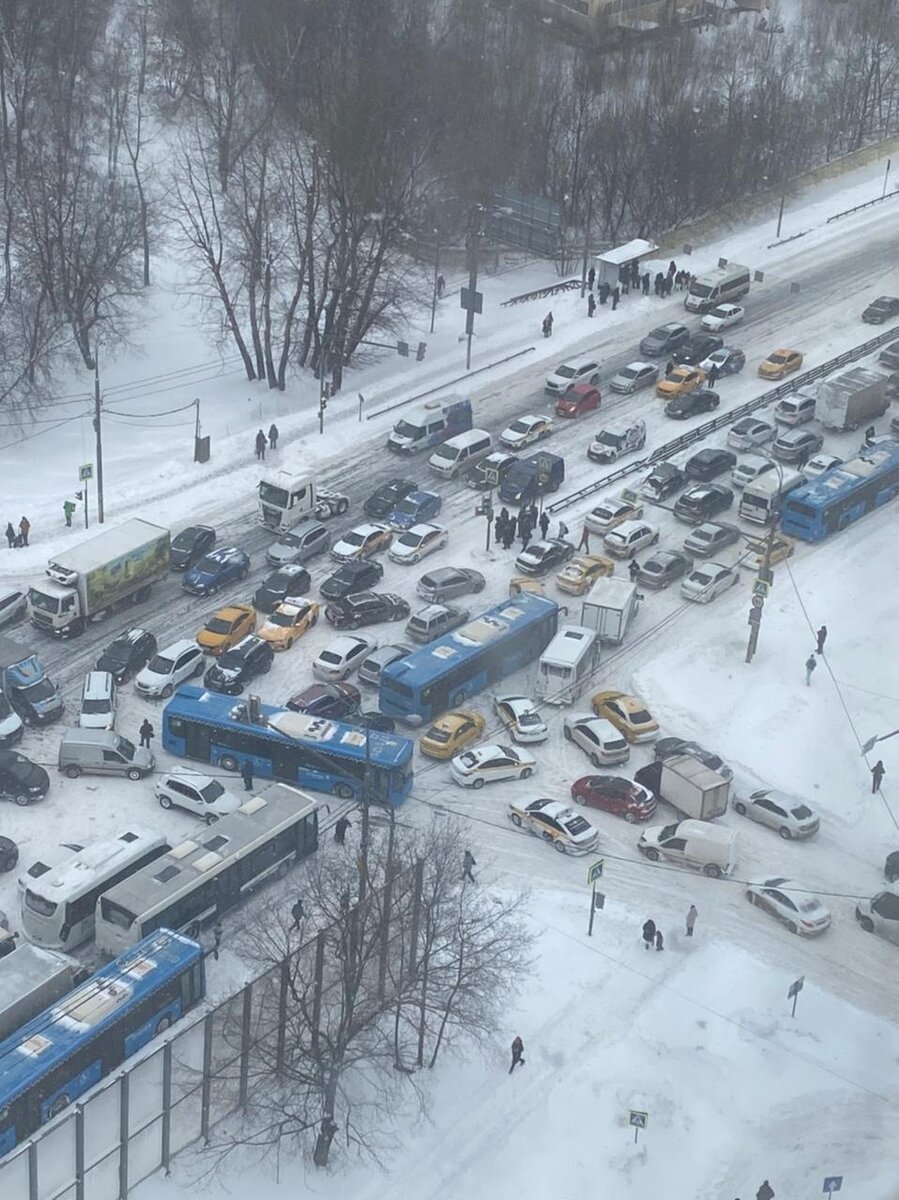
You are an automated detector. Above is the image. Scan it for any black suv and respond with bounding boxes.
[203,636,274,695]
[862,295,899,324]
[673,333,723,366]
[96,627,158,683]
[673,484,734,523]
[170,525,216,571]
[363,478,417,520]
[324,592,410,630]
[641,462,685,502]
[253,565,312,612]
[320,559,384,602]
[0,749,50,805]
[684,448,737,482]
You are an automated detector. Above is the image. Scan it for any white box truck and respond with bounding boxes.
[580,577,640,644]
[635,755,730,819]
[817,367,890,432]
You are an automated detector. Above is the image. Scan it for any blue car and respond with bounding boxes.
[182,546,250,596]
[388,490,442,531]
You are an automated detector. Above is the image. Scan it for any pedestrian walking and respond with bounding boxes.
[542,311,554,338]
[630,261,640,289]
[212,921,223,961]
[707,364,719,388]
[872,760,886,793]
[18,517,30,547]
[587,266,596,291]
[539,511,550,540]
[587,292,596,318]
[599,281,610,305]
[621,274,630,296]
[462,849,477,884]
[805,654,817,686]
[63,500,76,528]
[557,521,569,540]
[629,558,640,581]
[494,513,506,545]
[668,260,677,279]
[642,271,650,295]
[255,429,267,460]
[756,1182,775,1200]
[864,424,876,445]
[611,286,620,311]
[502,516,516,551]
[665,360,674,377]
[686,904,698,937]
[268,423,279,450]
[4,523,14,549]
[641,918,656,950]
[509,1035,525,1073]
[577,524,591,552]
[655,929,664,951]
[436,274,446,299]
[241,759,254,791]
[816,624,827,654]
[334,815,351,845]
[139,719,154,749]
[291,898,304,929]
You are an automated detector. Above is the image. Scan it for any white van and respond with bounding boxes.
[428,429,493,479]
[535,625,598,705]
[637,818,737,877]
[738,467,805,524]
[684,264,751,313]
[773,392,816,426]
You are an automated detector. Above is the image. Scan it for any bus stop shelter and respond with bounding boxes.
[595,238,658,289]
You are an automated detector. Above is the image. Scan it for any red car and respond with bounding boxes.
[555,383,601,419]
[570,775,657,823]
[285,682,361,719]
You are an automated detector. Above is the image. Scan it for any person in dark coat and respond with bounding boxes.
[587,292,596,318]
[436,274,446,298]
[291,898,304,929]
[578,524,591,552]
[63,500,76,527]
[642,271,651,295]
[268,423,279,450]
[707,363,719,388]
[599,281,610,305]
[756,1182,774,1200]
[139,719,154,749]
[587,266,595,291]
[805,654,817,685]
[542,311,554,338]
[816,625,827,654]
[630,260,640,288]
[872,760,886,793]
[665,360,674,377]
[668,260,677,279]
[654,272,663,296]
[686,904,698,937]
[334,815,351,845]
[621,272,630,296]
[212,921,223,961]
[18,517,30,546]
[502,516,516,551]
[629,558,640,581]
[641,919,656,950]
[520,521,532,551]
[241,759,254,791]
[462,849,477,884]
[509,1035,525,1073]
[611,286,620,311]
[255,429,267,460]
[655,928,664,951]
[4,522,15,548]
[539,511,550,540]
[494,513,506,545]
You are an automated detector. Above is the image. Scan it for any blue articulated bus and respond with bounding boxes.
[0,929,204,1156]
[162,686,414,806]
[780,441,899,541]
[379,593,560,724]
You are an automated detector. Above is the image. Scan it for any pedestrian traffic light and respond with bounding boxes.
[396,340,409,357]
[416,342,427,361]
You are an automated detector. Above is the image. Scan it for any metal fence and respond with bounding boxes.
[0,861,424,1200]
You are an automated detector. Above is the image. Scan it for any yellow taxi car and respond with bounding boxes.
[655,366,706,399]
[509,577,546,598]
[258,598,320,650]
[758,348,803,380]
[419,710,486,760]
[590,689,660,743]
[741,535,795,571]
[195,603,256,655]
[555,554,615,596]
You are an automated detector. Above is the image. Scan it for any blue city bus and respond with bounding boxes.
[780,441,899,541]
[0,929,204,1155]
[379,593,560,724]
[162,686,414,806]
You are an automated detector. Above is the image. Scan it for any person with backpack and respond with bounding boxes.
[509,1035,525,1073]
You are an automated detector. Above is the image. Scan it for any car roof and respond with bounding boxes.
[556,355,597,370]
[214,605,251,620]
[405,523,442,536]
[345,523,385,537]
[323,635,369,653]
[160,638,199,656]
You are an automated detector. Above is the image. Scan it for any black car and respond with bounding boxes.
[636,550,692,589]
[170,525,216,571]
[684,448,737,482]
[654,736,733,781]
[514,538,575,576]
[664,388,720,420]
[0,834,16,872]
[639,322,690,357]
[363,478,418,520]
[0,749,50,805]
[203,635,274,695]
[253,565,312,612]
[319,559,385,602]
[96,627,158,683]
[324,592,410,630]
[356,711,396,732]
[673,484,734,523]
[285,682,361,719]
[862,295,899,324]
[673,333,723,366]
[641,462,686,502]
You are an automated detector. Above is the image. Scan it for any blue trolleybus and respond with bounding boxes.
[780,441,899,542]
[162,686,414,806]
[0,929,204,1156]
[379,593,559,724]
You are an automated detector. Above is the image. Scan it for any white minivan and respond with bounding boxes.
[637,819,737,877]
[428,429,493,479]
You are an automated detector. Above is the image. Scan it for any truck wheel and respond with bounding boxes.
[334,783,354,800]
[644,847,659,861]
[702,863,722,878]
[127,768,143,781]
[135,586,151,604]
[65,765,82,779]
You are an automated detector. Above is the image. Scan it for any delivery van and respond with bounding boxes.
[58,729,154,781]
[387,397,472,454]
[637,818,737,877]
[684,264,751,313]
[428,429,493,479]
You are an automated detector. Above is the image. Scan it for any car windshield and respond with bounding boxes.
[258,483,289,507]
[196,555,220,572]
[268,611,295,628]
[690,282,713,298]
[81,698,111,714]
[770,353,788,364]
[277,534,302,548]
[620,367,640,379]
[690,571,712,585]
[595,432,622,447]
[206,617,234,635]
[27,587,60,614]
[393,420,426,439]
[172,530,197,550]
[199,780,226,802]
[147,654,174,674]
[102,643,131,665]
[691,530,713,543]
[648,328,668,339]
[629,709,652,724]
[509,420,529,433]
[459,751,478,767]
[394,497,420,516]
[555,365,576,378]
[19,678,56,702]
[798,899,822,914]
[118,737,136,761]
[642,562,663,573]
[25,889,57,917]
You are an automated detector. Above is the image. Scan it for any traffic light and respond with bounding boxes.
[396,340,409,357]
[416,342,427,361]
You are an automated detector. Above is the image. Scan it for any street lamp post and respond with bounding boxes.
[745,455,784,664]
[430,237,441,335]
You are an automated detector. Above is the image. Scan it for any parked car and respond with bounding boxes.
[878,340,899,369]
[450,743,536,787]
[419,710,486,759]
[727,417,776,451]
[363,478,417,520]
[78,671,117,730]
[654,737,733,780]
[861,295,899,324]
[182,546,250,596]
[258,599,320,649]
[0,835,18,871]
[515,538,575,576]
[324,592,410,629]
[265,523,329,568]
[135,640,205,698]
[700,303,744,332]
[387,490,442,531]
[684,448,737,481]
[494,695,548,743]
[741,535,794,570]
[196,603,256,655]
[0,588,26,630]
[733,789,819,838]
[682,522,741,558]
[203,635,274,694]
[96,627,157,683]
[312,635,376,681]
[545,356,600,394]
[0,750,49,805]
[772,427,824,464]
[357,643,411,688]
[673,483,734,524]
[405,603,469,644]
[500,414,554,449]
[732,455,776,489]
[609,361,658,394]
[563,714,630,767]
[555,554,615,595]
[330,523,392,563]
[636,549,692,588]
[855,888,899,944]
[656,366,707,398]
[286,682,361,719]
[759,348,803,379]
[640,463,685,502]
[253,565,312,611]
[319,559,384,601]
[507,798,598,854]
[673,333,723,367]
[555,383,600,418]
[464,452,519,491]
[586,494,644,533]
[590,690,659,742]
[154,769,242,824]
[746,877,831,936]
[388,523,448,564]
[802,452,843,479]
[640,322,689,357]
[699,346,746,377]
[664,389,720,419]
[603,520,659,559]
[570,775,656,822]
[680,562,738,603]
[416,566,486,603]
[587,421,646,465]
[170,525,216,571]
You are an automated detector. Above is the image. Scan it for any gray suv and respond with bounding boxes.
[405,604,469,644]
[416,567,486,603]
[265,522,330,567]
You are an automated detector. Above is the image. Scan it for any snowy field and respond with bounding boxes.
[0,150,897,1198]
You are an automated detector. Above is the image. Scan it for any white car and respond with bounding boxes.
[603,520,659,559]
[387,523,448,564]
[507,798,599,855]
[154,769,243,824]
[731,455,776,489]
[330,523,392,564]
[499,414,553,449]
[680,561,737,603]
[700,303,744,332]
[493,695,549,744]
[78,671,117,730]
[609,361,658,394]
[727,417,776,451]
[545,356,600,395]
[733,789,819,839]
[135,639,206,698]
[585,494,644,534]
[312,634,376,681]
[802,453,843,479]
[587,421,646,465]
[450,743,536,788]
[0,587,26,630]
[746,877,832,936]
[855,887,899,946]
[562,715,630,767]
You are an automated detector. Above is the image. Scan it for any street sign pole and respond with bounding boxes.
[628,1110,648,1145]
[822,1175,843,1195]
[788,974,805,1018]
[78,464,93,530]
[586,859,604,935]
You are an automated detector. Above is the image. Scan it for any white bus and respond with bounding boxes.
[535,624,599,705]
[684,263,751,313]
[95,784,319,956]
[20,828,168,950]
[738,467,806,525]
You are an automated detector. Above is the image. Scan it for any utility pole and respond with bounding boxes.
[429,241,441,334]
[745,512,776,663]
[776,192,785,239]
[93,358,105,524]
[462,206,484,371]
[580,193,594,298]
[883,157,892,198]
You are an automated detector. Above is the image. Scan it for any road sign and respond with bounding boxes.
[628,1110,648,1128]
[823,1177,843,1194]
[460,286,483,315]
[747,607,762,626]
[593,891,605,910]
[587,859,604,884]
[788,975,805,999]
[78,463,93,481]
[751,594,765,609]
[752,579,770,597]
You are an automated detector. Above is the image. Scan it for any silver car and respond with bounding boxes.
[771,427,824,464]
[733,788,819,839]
[265,522,330,567]
[609,361,658,394]
[357,643,411,687]
[416,567,486,603]
[746,877,832,936]
[562,715,630,767]
[680,561,737,603]
[682,522,741,558]
[727,417,776,451]
[856,887,899,945]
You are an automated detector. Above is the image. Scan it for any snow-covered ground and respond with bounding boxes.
[1,148,898,1198]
